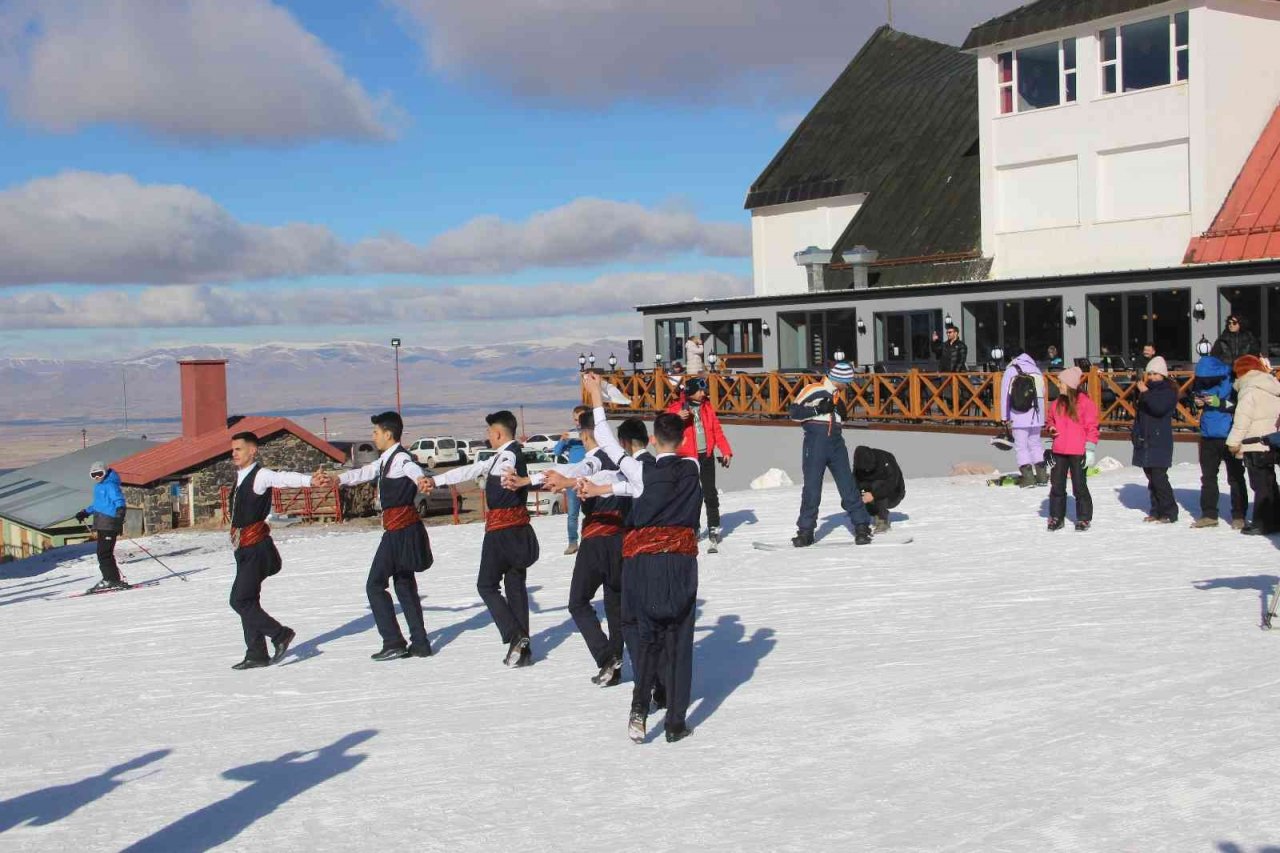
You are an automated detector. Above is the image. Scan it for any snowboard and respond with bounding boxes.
[752,534,914,551]
[68,580,159,599]
[987,466,1101,486]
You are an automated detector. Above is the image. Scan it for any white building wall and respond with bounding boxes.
[749,194,865,296]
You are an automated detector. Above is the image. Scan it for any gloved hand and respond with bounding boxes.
[1085,443,1097,468]
[814,398,835,415]
[1204,394,1221,409]
[75,510,89,522]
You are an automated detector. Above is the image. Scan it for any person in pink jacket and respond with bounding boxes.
[1044,366,1099,531]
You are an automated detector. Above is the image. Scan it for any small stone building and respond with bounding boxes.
[111,360,349,533]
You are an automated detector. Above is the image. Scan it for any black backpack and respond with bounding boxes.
[1008,365,1039,415]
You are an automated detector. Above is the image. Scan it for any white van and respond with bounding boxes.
[408,437,461,467]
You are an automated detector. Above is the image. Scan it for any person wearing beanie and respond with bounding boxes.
[1000,351,1048,487]
[1044,366,1099,531]
[1132,356,1179,523]
[665,375,732,547]
[74,461,129,593]
[1227,355,1280,535]
[852,445,905,533]
[787,361,874,546]
[1189,354,1248,529]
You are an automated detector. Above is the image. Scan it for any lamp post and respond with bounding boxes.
[578,352,587,372]
[707,351,719,372]
[608,352,618,372]
[991,345,1005,369]
[833,348,846,363]
[1196,335,1212,357]
[655,353,664,371]
[391,337,402,415]
[588,352,596,370]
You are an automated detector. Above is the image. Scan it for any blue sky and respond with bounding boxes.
[0,0,1008,359]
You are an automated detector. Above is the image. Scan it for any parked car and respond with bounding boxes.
[414,467,465,517]
[408,437,461,467]
[523,433,560,454]
[523,449,568,515]
[460,438,488,463]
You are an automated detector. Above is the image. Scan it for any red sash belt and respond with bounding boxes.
[486,505,530,533]
[232,521,270,549]
[623,526,697,558]
[383,504,420,532]
[583,512,625,539]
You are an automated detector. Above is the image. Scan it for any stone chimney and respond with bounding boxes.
[841,245,880,290]
[178,359,228,439]
[793,245,834,292]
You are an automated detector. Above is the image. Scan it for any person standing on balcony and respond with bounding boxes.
[930,325,968,372]
[1227,354,1280,536]
[665,376,732,548]
[788,361,874,547]
[1189,354,1248,530]
[1132,357,1179,524]
[684,335,705,374]
[1000,351,1048,487]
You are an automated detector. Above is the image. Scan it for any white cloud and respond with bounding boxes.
[390,0,1014,104]
[0,172,748,286]
[0,272,750,331]
[0,0,394,143]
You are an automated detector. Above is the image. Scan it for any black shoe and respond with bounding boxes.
[854,524,872,545]
[1075,521,1091,532]
[791,530,814,548]
[665,725,693,743]
[1242,525,1273,537]
[1047,518,1064,531]
[85,579,114,594]
[408,641,433,657]
[592,656,622,686]
[628,711,647,744]
[512,646,533,668]
[371,645,410,661]
[504,635,530,666]
[231,655,270,670]
[106,579,133,591]
[271,627,295,664]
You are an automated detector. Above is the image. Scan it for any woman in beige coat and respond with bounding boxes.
[1226,355,1280,535]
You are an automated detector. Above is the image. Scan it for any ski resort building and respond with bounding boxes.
[641,0,1280,372]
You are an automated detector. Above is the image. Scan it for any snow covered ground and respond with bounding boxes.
[3,462,1280,852]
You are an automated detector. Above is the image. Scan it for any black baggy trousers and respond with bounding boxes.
[568,534,623,667]
[231,538,285,662]
[622,552,697,730]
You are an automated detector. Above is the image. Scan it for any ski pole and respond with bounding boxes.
[1264,582,1279,630]
[129,540,189,582]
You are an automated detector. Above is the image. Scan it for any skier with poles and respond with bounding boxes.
[74,461,129,593]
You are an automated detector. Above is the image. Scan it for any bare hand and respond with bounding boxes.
[577,479,613,498]
[311,469,332,488]
[718,454,731,469]
[417,476,435,494]
[501,472,531,491]
[861,491,874,504]
[542,470,573,492]
[581,372,604,407]
[680,408,693,422]
[1137,381,1148,393]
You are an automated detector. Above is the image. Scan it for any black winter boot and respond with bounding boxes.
[1017,465,1036,488]
[854,524,873,545]
[791,530,815,548]
[1034,463,1049,487]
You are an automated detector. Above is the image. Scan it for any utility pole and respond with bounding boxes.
[887,0,894,27]
[391,338,402,416]
[122,368,129,434]
[81,428,87,449]
[519,405,526,441]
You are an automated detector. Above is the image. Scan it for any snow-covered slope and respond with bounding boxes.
[2,464,1278,851]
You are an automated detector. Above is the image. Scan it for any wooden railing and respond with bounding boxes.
[597,369,1203,432]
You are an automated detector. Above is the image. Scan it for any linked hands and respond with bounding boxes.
[581,372,604,407]
[416,476,436,494]
[576,479,614,498]
[501,471,533,491]
[311,469,333,488]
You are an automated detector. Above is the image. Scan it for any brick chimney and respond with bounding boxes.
[178,360,229,439]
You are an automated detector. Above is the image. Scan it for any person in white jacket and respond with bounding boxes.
[1226,355,1280,535]
[684,335,705,374]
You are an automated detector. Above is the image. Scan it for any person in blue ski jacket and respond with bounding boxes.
[553,406,589,554]
[1189,354,1247,529]
[74,461,128,591]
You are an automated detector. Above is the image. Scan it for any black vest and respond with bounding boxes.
[231,464,273,528]
[485,442,528,510]
[627,455,702,530]
[379,447,418,510]
[583,448,628,517]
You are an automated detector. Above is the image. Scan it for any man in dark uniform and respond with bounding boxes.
[225,431,322,670]
[581,373,701,744]
[425,411,540,667]
[328,412,434,661]
[852,445,906,533]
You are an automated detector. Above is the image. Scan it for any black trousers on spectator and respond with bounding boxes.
[478,525,539,645]
[1144,467,1178,521]
[231,539,285,662]
[568,534,623,667]
[698,455,720,528]
[1244,451,1280,532]
[623,552,697,732]
[96,532,121,582]
[1199,438,1248,522]
[1049,453,1092,522]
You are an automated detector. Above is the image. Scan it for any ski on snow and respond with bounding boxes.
[67,580,161,599]
[752,535,914,551]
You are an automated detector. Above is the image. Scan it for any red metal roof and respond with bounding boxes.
[112,416,345,487]
[1186,102,1280,264]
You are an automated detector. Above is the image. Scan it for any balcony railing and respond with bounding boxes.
[597,369,1203,432]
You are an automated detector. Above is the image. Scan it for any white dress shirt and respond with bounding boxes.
[338,444,425,487]
[236,464,315,494]
[591,406,653,498]
[528,453,603,487]
[431,440,519,487]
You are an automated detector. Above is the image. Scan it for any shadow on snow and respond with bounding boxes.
[0,749,171,834]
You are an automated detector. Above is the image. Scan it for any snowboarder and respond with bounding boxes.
[787,361,874,547]
[1189,354,1248,529]
[1132,357,1179,523]
[1000,351,1048,487]
[1044,367,1098,532]
[851,446,904,533]
[424,411,540,667]
[324,412,434,661]
[664,376,732,547]
[579,372,700,744]
[75,461,128,593]
[1226,354,1280,535]
[224,432,323,670]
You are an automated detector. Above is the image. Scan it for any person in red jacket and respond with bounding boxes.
[665,376,732,546]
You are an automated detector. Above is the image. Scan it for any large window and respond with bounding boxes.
[655,317,691,366]
[963,297,1063,365]
[875,310,943,367]
[1087,289,1191,363]
[704,318,764,369]
[998,40,1077,114]
[1220,285,1280,358]
[1100,12,1188,95]
[778,309,857,370]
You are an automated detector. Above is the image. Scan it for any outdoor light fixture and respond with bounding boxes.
[707,351,719,371]
[944,313,953,327]
[857,318,867,335]
[588,352,596,368]
[1065,306,1077,326]
[1193,299,1206,320]
[608,353,618,369]
[655,353,665,368]
[991,346,1005,361]
[1197,335,1212,357]
[578,352,587,372]
[833,348,846,362]
[761,320,772,336]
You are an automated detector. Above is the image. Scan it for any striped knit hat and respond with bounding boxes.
[828,361,856,384]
